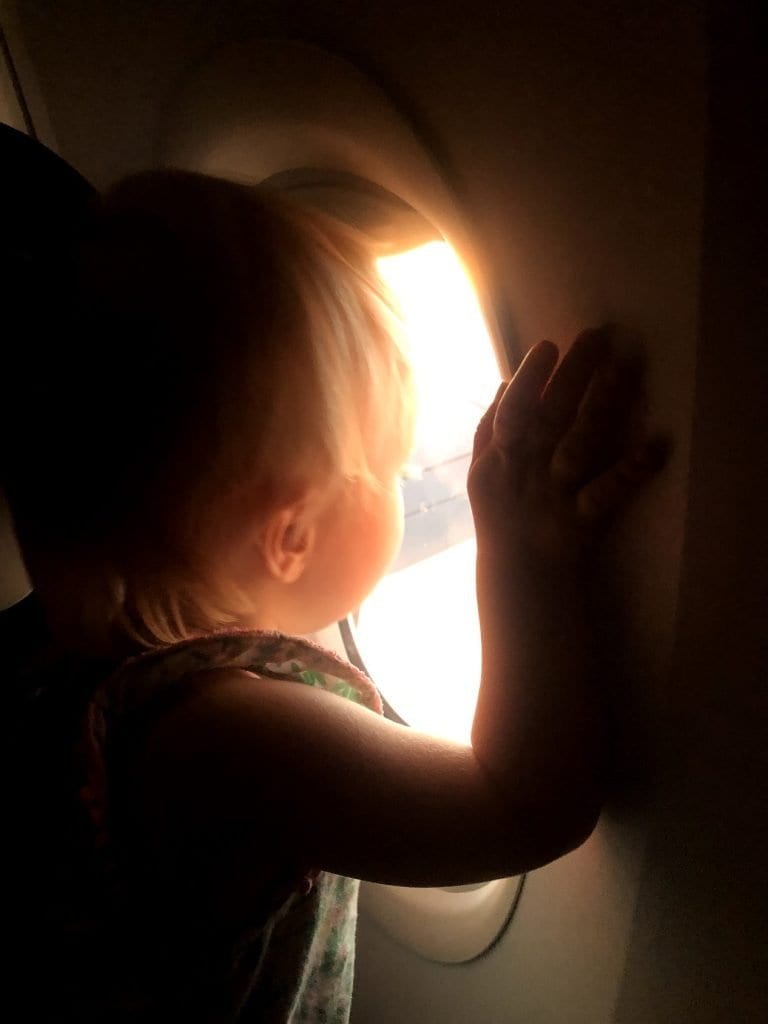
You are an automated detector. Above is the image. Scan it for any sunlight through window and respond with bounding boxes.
[349,241,500,744]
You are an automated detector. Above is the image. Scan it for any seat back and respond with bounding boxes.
[0,123,95,669]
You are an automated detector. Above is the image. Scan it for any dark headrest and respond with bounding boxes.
[1,122,96,336]
[1,123,96,264]
[1,124,97,470]
[1,126,97,643]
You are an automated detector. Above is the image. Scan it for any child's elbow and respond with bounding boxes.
[514,789,603,871]
[553,796,602,857]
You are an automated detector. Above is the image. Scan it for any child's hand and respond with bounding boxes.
[468,327,664,573]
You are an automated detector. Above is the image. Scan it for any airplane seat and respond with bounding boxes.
[0,124,95,668]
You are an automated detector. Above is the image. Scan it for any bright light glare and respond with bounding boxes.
[356,539,480,743]
[352,241,500,744]
[376,241,499,469]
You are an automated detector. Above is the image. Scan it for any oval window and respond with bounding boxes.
[345,239,500,743]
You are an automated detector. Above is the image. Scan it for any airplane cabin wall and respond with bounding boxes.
[613,6,767,1020]
[4,1,765,1020]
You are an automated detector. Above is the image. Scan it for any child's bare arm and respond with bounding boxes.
[133,328,662,887]
[469,329,657,832]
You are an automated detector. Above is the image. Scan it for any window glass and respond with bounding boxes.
[349,241,500,743]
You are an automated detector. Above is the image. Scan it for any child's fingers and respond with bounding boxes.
[472,381,508,461]
[534,327,612,457]
[576,439,667,522]
[550,356,637,489]
[493,340,559,450]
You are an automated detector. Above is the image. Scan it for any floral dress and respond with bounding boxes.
[11,631,382,1023]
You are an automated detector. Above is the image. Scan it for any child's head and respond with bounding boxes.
[9,169,414,650]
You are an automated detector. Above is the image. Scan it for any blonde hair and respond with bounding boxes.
[11,170,414,650]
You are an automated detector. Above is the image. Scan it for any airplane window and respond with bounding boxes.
[345,240,500,743]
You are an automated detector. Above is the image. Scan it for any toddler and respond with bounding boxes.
[5,170,662,1022]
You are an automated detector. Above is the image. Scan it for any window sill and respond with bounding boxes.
[359,874,524,964]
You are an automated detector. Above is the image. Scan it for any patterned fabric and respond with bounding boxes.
[11,630,382,1023]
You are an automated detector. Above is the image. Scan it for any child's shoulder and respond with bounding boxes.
[99,629,385,855]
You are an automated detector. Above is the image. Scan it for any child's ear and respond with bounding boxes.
[260,503,316,584]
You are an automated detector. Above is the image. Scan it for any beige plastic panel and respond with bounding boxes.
[0,37,25,128]
[360,876,524,964]
[0,491,31,610]
[0,1,55,145]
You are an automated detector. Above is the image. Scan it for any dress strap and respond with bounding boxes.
[97,629,382,720]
